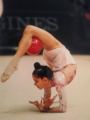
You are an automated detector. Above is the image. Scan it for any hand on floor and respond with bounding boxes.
[41,94,57,109]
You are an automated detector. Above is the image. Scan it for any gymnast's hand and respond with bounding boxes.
[29,100,45,112]
[29,94,57,111]
[41,94,57,109]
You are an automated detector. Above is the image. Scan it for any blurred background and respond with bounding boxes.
[0,1,90,120]
[0,0,90,55]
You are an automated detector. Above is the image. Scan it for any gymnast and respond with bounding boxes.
[1,25,77,113]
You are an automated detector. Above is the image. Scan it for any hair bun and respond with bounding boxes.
[34,62,42,70]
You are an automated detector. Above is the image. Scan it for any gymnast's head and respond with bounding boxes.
[32,62,53,90]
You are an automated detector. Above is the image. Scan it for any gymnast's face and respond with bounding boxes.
[32,75,49,90]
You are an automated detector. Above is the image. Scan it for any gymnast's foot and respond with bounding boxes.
[1,55,20,83]
[1,74,11,83]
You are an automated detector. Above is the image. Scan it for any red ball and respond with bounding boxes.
[27,38,42,55]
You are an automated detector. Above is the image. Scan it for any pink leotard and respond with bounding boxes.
[43,46,76,71]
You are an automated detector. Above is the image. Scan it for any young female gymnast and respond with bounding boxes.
[1,25,77,113]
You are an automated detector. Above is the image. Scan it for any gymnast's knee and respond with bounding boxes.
[23,25,33,35]
[18,25,33,46]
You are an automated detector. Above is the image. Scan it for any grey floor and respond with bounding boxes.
[0,55,90,120]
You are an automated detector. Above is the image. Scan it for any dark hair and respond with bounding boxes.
[32,62,53,80]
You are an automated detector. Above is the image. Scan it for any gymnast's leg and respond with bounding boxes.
[1,26,33,82]
[1,25,62,83]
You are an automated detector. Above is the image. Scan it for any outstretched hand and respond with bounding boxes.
[29,100,44,111]
[41,94,57,109]
[29,94,57,111]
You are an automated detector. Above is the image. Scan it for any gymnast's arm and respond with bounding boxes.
[43,62,53,99]
[44,88,51,99]
[42,80,67,112]
[42,94,67,113]
[29,86,67,112]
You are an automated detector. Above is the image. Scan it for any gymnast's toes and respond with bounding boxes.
[1,74,10,83]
